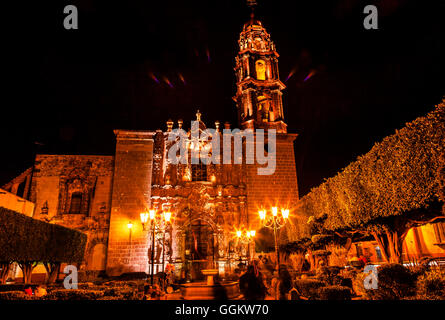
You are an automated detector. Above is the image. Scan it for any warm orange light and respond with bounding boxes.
[246,231,251,238]
[127,221,133,229]
[210,175,216,183]
[259,210,266,220]
[250,230,256,237]
[164,211,171,222]
[236,230,242,238]
[140,212,149,224]
[272,207,278,216]
[149,209,156,220]
[281,209,289,219]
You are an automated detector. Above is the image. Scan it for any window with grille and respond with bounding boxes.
[191,162,207,182]
[69,192,83,214]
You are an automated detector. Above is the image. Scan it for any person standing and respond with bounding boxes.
[239,265,266,300]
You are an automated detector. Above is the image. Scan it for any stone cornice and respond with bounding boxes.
[114,129,155,141]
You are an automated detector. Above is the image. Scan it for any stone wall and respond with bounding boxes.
[106,130,154,276]
[29,154,114,271]
[245,133,299,238]
[0,187,35,217]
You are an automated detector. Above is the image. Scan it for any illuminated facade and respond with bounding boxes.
[2,13,444,282]
[2,14,299,279]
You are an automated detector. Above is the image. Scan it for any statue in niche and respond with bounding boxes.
[164,235,172,262]
[155,240,163,263]
[255,59,266,80]
[41,201,49,215]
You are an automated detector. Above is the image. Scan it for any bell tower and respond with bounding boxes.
[233,4,287,133]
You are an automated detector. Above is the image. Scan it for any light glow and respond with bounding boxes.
[259,210,266,220]
[272,207,278,216]
[140,212,149,224]
[281,209,289,219]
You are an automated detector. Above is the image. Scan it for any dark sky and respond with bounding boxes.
[2,0,444,196]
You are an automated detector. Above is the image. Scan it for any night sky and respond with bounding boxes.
[2,0,444,196]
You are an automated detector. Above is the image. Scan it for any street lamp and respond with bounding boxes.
[127,221,133,240]
[258,207,289,270]
[140,208,171,285]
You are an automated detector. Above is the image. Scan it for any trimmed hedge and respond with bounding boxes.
[416,268,445,300]
[44,289,104,300]
[294,279,326,299]
[0,290,30,300]
[288,102,445,263]
[295,102,444,234]
[318,285,352,300]
[0,207,87,264]
[365,264,416,300]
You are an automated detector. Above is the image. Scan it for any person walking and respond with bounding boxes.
[239,265,266,300]
[277,265,292,300]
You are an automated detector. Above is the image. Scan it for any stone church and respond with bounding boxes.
[2,15,300,278]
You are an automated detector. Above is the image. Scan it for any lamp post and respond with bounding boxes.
[140,209,171,285]
[258,207,289,270]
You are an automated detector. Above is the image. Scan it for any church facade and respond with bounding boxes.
[2,13,444,282]
[3,16,300,278]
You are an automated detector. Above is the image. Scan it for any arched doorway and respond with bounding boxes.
[184,219,215,281]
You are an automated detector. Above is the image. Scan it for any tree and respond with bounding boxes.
[0,207,87,283]
[294,101,445,263]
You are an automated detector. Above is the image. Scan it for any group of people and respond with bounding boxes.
[238,257,294,300]
[23,284,47,297]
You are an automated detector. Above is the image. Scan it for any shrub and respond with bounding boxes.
[416,268,445,300]
[351,271,368,298]
[0,284,29,292]
[0,290,29,300]
[315,265,354,289]
[327,245,349,267]
[366,264,416,300]
[97,296,121,300]
[294,279,326,299]
[112,287,138,300]
[318,285,352,300]
[44,289,104,300]
[315,266,341,285]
